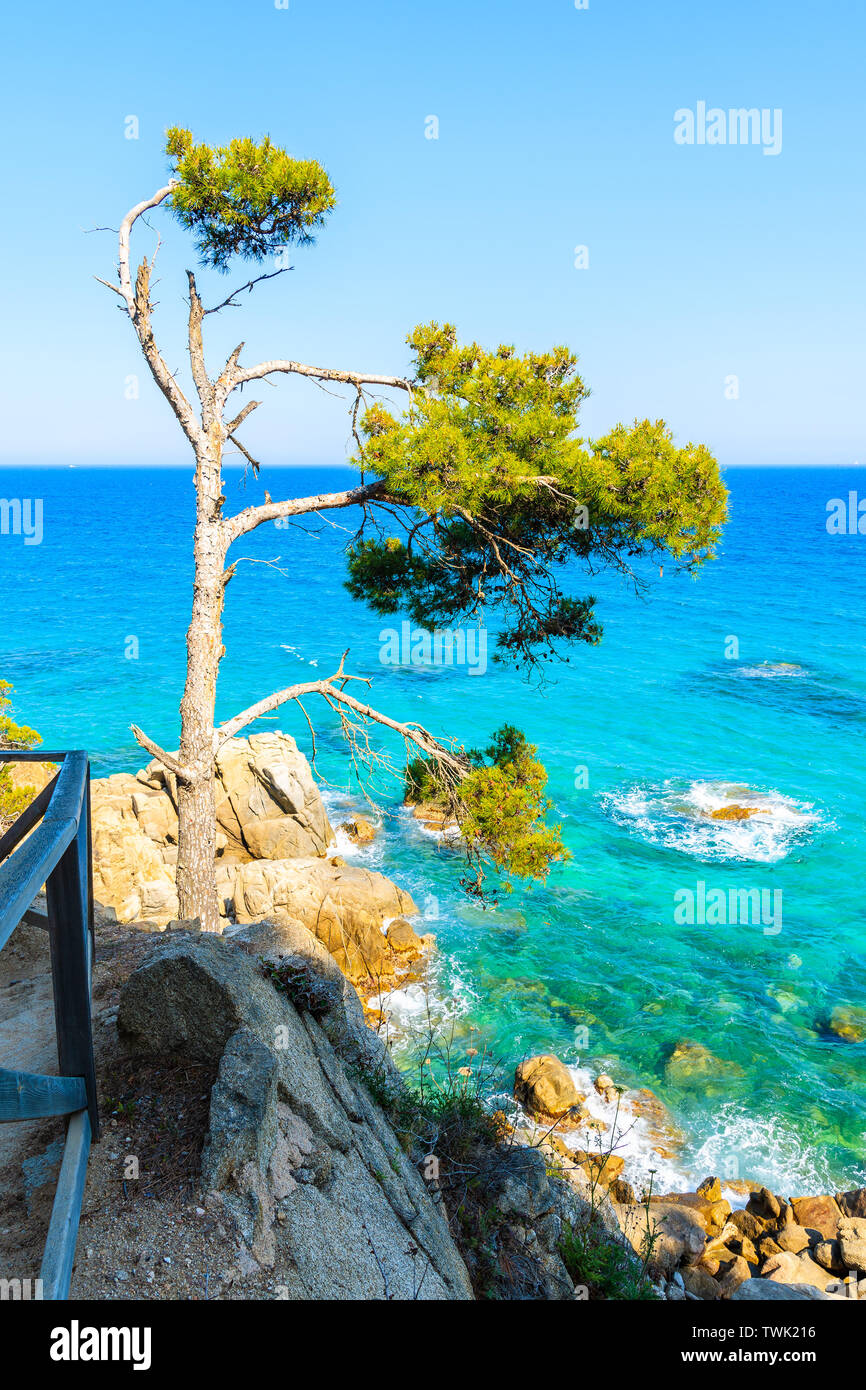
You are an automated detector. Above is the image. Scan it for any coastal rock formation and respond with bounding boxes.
[86,734,430,1034]
[91,774,180,924]
[136,732,335,861]
[117,927,473,1300]
[614,1172,866,1299]
[230,857,421,986]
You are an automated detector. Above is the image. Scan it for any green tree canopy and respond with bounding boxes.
[166,127,336,271]
[347,322,727,670]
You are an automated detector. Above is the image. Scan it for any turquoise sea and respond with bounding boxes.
[2,463,865,1195]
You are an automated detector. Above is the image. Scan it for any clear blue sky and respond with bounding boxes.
[1,0,863,467]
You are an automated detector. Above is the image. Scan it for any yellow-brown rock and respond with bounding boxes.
[230,857,419,986]
[514,1054,584,1121]
[341,816,377,844]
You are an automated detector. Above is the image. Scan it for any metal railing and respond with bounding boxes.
[0,750,99,1300]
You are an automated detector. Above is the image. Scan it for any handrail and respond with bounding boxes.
[0,749,98,1300]
[0,752,87,953]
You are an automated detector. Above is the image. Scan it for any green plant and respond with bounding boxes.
[166,127,335,271]
[403,724,569,902]
[260,956,342,1019]
[559,1218,660,1301]
[0,680,42,824]
[546,1089,662,1299]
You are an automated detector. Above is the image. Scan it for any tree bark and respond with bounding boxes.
[175,433,226,932]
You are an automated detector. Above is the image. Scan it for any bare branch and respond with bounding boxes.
[223,478,389,544]
[117,183,176,310]
[225,431,262,475]
[214,655,467,775]
[228,359,413,396]
[203,266,291,315]
[113,182,203,446]
[130,725,195,783]
[94,275,127,299]
[224,399,261,435]
[186,270,212,417]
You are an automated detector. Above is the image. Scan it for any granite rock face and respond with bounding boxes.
[117,927,473,1301]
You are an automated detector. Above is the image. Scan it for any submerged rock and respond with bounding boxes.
[828,1005,866,1044]
[664,1038,743,1090]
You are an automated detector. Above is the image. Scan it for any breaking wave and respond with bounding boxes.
[601,779,822,864]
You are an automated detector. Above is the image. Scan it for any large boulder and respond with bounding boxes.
[790,1194,841,1242]
[652,1191,732,1239]
[838,1188,866,1219]
[617,1198,709,1276]
[514,1055,585,1123]
[90,733,336,924]
[837,1217,866,1273]
[761,1249,839,1293]
[212,733,333,859]
[116,929,473,1300]
[230,857,420,986]
[131,732,334,861]
[732,1280,842,1301]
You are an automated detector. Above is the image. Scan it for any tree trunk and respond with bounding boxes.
[175,439,226,932]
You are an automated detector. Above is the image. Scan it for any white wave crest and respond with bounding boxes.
[601,779,821,864]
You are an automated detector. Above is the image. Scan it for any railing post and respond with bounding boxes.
[45,777,99,1140]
